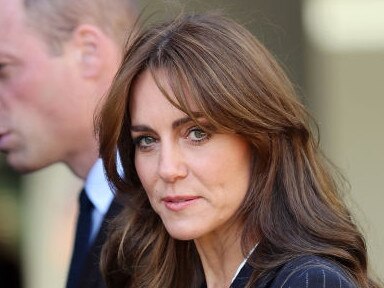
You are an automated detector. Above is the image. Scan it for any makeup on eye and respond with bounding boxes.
[132,135,157,151]
[130,116,214,150]
[185,126,211,144]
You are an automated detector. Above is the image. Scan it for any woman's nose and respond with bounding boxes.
[158,143,188,182]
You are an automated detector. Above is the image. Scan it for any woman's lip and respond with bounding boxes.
[162,195,201,211]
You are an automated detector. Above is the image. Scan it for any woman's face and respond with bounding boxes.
[130,70,251,241]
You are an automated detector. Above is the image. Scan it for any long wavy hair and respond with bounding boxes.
[97,13,380,288]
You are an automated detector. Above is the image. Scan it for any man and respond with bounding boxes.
[0,0,137,287]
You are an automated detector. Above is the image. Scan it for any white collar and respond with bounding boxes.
[84,158,114,215]
[231,243,258,284]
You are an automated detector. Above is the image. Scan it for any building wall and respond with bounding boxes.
[304,0,384,279]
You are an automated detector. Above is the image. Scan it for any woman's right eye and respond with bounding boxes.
[133,136,157,150]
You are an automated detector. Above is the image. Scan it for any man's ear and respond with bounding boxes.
[71,24,105,79]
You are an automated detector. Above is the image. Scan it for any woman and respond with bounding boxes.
[97,13,381,288]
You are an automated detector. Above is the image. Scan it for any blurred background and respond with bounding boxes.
[0,0,383,287]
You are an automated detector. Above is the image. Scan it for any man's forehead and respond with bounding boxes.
[0,0,30,37]
[0,0,45,53]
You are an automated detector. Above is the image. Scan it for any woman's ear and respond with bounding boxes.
[71,24,105,79]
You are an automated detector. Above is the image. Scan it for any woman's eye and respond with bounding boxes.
[188,128,210,142]
[134,136,156,150]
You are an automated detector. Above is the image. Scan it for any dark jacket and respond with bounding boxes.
[75,199,122,288]
[231,255,357,288]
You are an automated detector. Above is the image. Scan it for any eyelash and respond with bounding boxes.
[132,135,157,151]
[186,126,211,144]
[132,125,212,151]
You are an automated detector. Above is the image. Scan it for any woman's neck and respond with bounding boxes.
[194,226,244,288]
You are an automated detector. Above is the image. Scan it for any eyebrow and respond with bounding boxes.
[130,125,154,133]
[130,113,205,133]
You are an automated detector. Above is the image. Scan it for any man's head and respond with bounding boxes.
[0,0,137,178]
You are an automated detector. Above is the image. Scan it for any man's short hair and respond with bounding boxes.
[23,0,138,54]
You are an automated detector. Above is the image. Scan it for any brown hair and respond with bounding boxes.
[98,13,380,288]
[23,0,138,54]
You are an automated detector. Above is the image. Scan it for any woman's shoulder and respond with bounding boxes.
[266,255,357,288]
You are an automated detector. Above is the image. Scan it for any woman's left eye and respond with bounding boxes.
[187,127,210,142]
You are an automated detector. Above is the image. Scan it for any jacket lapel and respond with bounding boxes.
[77,198,123,288]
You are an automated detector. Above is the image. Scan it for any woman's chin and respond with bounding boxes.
[164,225,200,241]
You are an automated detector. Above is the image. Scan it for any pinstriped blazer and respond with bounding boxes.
[231,255,357,288]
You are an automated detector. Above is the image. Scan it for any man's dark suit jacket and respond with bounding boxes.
[75,199,122,288]
[231,255,357,288]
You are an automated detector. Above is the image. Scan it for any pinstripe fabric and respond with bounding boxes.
[230,255,357,288]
